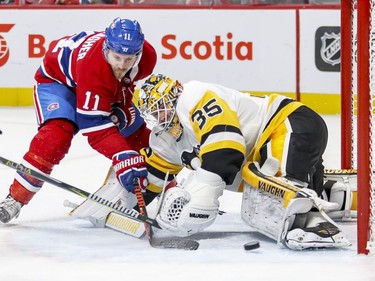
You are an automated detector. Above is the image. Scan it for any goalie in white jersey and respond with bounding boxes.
[136,74,351,250]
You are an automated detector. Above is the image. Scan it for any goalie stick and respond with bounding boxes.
[134,185,154,243]
[0,156,160,229]
[134,179,199,251]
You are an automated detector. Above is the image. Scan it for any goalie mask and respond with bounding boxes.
[138,74,184,139]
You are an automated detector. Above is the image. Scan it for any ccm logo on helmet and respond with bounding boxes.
[162,32,252,61]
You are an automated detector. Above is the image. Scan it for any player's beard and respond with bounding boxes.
[113,67,128,80]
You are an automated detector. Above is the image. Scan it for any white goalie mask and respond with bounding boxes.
[138,74,184,139]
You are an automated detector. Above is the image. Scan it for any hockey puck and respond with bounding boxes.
[243,241,260,251]
[0,129,2,135]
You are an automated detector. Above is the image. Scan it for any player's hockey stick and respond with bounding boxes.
[134,179,199,250]
[134,186,154,243]
[0,156,160,229]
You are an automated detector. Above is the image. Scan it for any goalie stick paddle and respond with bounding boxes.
[0,156,160,229]
[134,182,199,251]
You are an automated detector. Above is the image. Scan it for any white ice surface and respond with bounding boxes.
[0,107,374,281]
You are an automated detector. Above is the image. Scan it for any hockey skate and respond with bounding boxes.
[284,213,351,250]
[0,195,23,223]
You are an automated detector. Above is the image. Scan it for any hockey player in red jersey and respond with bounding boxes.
[0,18,157,223]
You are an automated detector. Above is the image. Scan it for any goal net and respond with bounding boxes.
[341,0,375,254]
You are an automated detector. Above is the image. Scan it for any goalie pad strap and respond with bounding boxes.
[322,171,358,221]
[322,180,336,201]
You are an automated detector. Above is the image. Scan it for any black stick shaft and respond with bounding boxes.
[0,156,160,228]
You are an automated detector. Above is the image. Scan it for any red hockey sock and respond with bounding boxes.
[10,119,75,204]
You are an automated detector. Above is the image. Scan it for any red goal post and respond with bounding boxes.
[341,0,375,255]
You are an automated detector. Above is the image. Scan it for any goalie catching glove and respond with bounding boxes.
[112,150,148,193]
[156,168,225,237]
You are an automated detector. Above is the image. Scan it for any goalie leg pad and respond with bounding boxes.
[68,167,138,227]
[241,183,288,241]
[322,170,357,221]
[241,162,314,244]
[241,161,351,250]
[241,183,313,244]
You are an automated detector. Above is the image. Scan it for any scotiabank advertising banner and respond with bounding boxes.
[0,8,340,94]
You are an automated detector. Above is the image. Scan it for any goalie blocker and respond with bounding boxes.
[241,161,351,250]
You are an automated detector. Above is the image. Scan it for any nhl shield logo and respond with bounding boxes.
[320,32,340,66]
[315,26,341,72]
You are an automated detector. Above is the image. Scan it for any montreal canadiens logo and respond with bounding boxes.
[0,24,15,68]
[0,35,10,67]
[47,103,60,111]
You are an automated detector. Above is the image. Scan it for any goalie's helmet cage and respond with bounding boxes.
[138,74,184,139]
[104,18,144,55]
